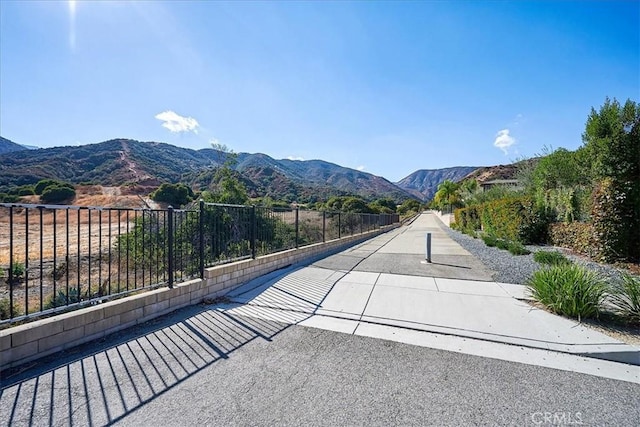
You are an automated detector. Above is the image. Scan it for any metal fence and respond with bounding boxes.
[0,201,399,322]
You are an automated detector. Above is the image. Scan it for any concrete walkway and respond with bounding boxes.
[219,212,640,383]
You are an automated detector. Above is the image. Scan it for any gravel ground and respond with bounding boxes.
[440,225,628,285]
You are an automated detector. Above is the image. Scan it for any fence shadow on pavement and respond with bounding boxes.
[0,304,295,427]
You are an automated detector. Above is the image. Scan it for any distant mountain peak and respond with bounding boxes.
[0,136,36,154]
[396,166,481,201]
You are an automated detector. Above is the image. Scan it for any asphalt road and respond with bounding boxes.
[2,304,639,426]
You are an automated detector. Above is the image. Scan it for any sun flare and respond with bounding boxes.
[68,0,77,51]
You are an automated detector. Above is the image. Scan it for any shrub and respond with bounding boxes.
[34,179,74,195]
[5,262,25,285]
[507,241,531,256]
[495,239,509,250]
[607,275,640,324]
[151,183,193,207]
[40,186,76,204]
[44,287,80,309]
[527,264,606,320]
[590,178,633,262]
[548,222,597,258]
[481,234,498,247]
[17,185,35,196]
[533,250,571,266]
[0,193,20,203]
[480,197,550,244]
[453,205,482,235]
[0,298,22,320]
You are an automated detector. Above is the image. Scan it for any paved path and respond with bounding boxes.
[2,307,639,426]
[221,213,639,381]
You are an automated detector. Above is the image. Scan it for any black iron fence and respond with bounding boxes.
[0,201,398,322]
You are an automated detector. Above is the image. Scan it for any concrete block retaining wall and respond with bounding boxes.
[0,225,398,371]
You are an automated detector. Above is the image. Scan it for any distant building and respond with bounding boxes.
[479,179,520,192]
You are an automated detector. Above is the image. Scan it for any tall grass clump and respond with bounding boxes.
[481,233,530,255]
[607,274,640,324]
[527,264,606,321]
[533,250,571,266]
[481,234,498,247]
[44,288,80,309]
[0,298,22,320]
[507,241,531,256]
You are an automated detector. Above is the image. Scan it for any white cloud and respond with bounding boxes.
[356,165,365,171]
[155,110,199,133]
[493,129,516,154]
[287,156,304,161]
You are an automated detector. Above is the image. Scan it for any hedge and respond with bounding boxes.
[452,197,550,244]
[453,205,482,234]
[549,222,598,259]
[590,178,637,262]
[480,197,549,244]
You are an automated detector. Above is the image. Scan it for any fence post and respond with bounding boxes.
[322,211,326,242]
[8,206,14,319]
[199,200,205,280]
[251,205,257,259]
[295,207,299,249]
[360,214,363,234]
[167,206,174,288]
[338,212,341,239]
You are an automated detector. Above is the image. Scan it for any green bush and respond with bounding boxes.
[481,234,498,247]
[34,179,74,195]
[527,264,606,320]
[548,222,598,258]
[495,239,509,250]
[453,205,482,235]
[0,298,22,320]
[481,233,529,254]
[4,262,25,285]
[607,275,640,324]
[17,186,35,196]
[44,287,80,309]
[533,250,571,266]
[480,197,549,244]
[507,241,531,256]
[590,178,633,262]
[151,183,194,207]
[0,193,20,203]
[40,186,76,204]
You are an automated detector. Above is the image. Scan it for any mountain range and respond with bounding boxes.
[0,137,519,203]
[0,136,34,154]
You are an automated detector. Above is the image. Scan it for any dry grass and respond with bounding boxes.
[0,187,151,265]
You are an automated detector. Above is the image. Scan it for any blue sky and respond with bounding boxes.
[0,1,638,182]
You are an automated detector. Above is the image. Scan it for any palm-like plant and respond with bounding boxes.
[434,180,461,212]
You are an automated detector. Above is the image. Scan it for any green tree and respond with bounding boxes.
[151,183,193,207]
[324,196,344,212]
[40,186,76,204]
[458,179,480,206]
[532,147,586,190]
[582,97,640,183]
[341,197,370,213]
[368,198,396,214]
[581,97,640,261]
[397,199,421,215]
[205,143,250,205]
[433,180,461,212]
[34,179,73,195]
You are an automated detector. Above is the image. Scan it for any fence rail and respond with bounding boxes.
[0,201,398,323]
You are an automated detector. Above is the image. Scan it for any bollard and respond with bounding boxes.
[426,233,432,263]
